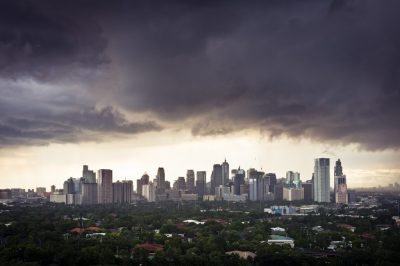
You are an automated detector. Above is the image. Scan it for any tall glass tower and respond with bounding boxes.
[313,158,330,202]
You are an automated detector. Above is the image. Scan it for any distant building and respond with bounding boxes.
[51,185,56,193]
[302,181,313,201]
[142,183,156,202]
[186,170,195,193]
[97,169,113,204]
[233,168,245,195]
[222,159,230,185]
[264,173,277,193]
[249,169,265,201]
[82,165,96,183]
[348,189,356,203]
[137,173,149,196]
[283,187,304,201]
[334,159,348,204]
[113,180,133,203]
[50,192,67,204]
[313,158,330,202]
[0,189,11,199]
[81,183,98,205]
[36,187,46,196]
[156,167,166,191]
[177,176,186,190]
[274,184,284,201]
[196,171,206,197]
[211,164,223,194]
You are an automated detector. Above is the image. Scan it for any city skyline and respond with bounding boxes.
[1,1,400,189]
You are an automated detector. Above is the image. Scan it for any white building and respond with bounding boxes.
[313,158,330,202]
[142,183,156,202]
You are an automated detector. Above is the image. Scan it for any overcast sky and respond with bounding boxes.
[1,0,399,189]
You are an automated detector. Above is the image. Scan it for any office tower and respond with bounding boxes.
[265,173,277,193]
[142,183,156,202]
[313,158,330,202]
[51,185,56,193]
[165,181,171,189]
[137,173,149,196]
[302,181,313,201]
[334,159,348,204]
[63,178,75,194]
[196,171,206,197]
[156,167,166,190]
[249,169,265,201]
[177,176,186,190]
[136,179,143,195]
[97,169,113,204]
[82,165,96,183]
[81,183,98,205]
[211,164,223,193]
[233,168,245,195]
[286,171,301,188]
[274,183,284,201]
[222,159,230,185]
[113,180,133,204]
[334,159,343,176]
[186,170,195,193]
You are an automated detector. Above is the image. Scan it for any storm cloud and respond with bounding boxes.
[1,0,400,150]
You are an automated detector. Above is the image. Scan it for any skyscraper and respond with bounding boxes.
[186,170,195,193]
[142,183,155,202]
[264,173,277,193]
[222,159,230,185]
[113,180,133,203]
[156,167,166,190]
[313,158,330,203]
[82,165,96,183]
[334,159,348,204]
[196,171,206,197]
[177,176,186,190]
[97,169,113,204]
[233,168,245,195]
[211,164,223,194]
[81,183,98,205]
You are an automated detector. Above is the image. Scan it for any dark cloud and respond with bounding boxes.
[0,106,162,147]
[1,0,400,150]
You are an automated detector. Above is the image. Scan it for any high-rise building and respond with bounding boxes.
[97,169,113,204]
[136,173,149,196]
[142,183,156,202]
[113,180,133,203]
[248,169,265,201]
[313,158,330,203]
[186,170,195,193]
[334,159,348,204]
[156,167,166,190]
[264,173,277,193]
[177,176,186,190]
[233,168,245,195]
[51,185,56,193]
[81,183,98,205]
[63,178,75,195]
[82,165,96,183]
[286,171,301,188]
[302,181,313,201]
[211,164,223,193]
[222,159,230,185]
[196,171,206,197]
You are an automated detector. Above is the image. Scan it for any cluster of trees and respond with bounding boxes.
[0,200,399,265]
